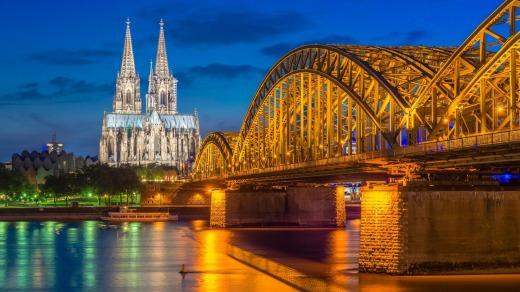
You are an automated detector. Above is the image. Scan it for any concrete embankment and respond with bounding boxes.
[0,206,210,221]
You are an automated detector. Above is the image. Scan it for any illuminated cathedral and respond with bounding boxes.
[100,19,200,174]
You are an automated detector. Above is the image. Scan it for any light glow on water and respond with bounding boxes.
[0,219,519,291]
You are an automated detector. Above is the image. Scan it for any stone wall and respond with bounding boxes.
[209,186,346,228]
[360,184,520,274]
[359,185,406,274]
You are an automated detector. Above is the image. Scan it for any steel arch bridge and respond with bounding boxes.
[194,0,520,182]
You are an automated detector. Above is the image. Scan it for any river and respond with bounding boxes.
[1,219,519,291]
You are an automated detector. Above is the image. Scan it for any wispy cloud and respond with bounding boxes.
[0,88,48,104]
[177,63,266,85]
[260,34,358,58]
[0,77,113,105]
[29,49,118,65]
[49,76,113,96]
[167,9,309,47]
[373,30,431,45]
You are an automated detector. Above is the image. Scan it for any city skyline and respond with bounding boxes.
[0,0,503,161]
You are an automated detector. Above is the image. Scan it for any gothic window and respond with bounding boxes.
[155,136,160,152]
[126,90,132,105]
[160,91,166,106]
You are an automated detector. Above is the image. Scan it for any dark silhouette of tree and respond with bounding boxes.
[0,165,36,206]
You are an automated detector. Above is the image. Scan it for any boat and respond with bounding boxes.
[100,206,179,222]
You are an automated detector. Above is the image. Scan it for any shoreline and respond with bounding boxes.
[0,204,361,221]
[0,206,211,221]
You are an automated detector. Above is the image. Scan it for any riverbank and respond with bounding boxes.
[0,206,211,221]
[0,204,360,222]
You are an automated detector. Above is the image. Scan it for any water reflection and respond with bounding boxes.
[0,220,519,291]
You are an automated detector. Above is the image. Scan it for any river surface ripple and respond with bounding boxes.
[1,219,520,291]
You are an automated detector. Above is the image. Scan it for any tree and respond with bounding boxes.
[116,165,142,204]
[83,164,112,205]
[0,166,37,206]
[135,163,166,181]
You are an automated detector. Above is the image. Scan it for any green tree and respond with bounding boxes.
[0,166,37,206]
[83,164,112,205]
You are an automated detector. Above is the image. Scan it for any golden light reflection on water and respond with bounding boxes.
[196,229,232,290]
[193,227,300,291]
[1,219,518,291]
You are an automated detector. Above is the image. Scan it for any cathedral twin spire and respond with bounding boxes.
[113,18,177,115]
[155,20,169,78]
[121,19,136,77]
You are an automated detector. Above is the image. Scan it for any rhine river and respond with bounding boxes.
[1,219,520,291]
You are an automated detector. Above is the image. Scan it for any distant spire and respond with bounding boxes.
[155,19,169,77]
[148,59,154,92]
[121,18,136,77]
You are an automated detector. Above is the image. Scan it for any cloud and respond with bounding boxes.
[176,63,266,85]
[188,63,265,79]
[373,30,431,45]
[168,9,310,46]
[0,88,48,104]
[17,82,39,89]
[307,34,358,45]
[260,43,295,58]
[0,77,113,106]
[136,3,188,21]
[260,34,358,58]
[29,49,118,65]
[49,76,113,97]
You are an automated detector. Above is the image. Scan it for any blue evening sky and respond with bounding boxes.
[0,0,503,161]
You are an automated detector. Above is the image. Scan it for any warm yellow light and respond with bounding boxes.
[443,118,449,123]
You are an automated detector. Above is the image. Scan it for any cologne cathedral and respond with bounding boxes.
[100,19,200,174]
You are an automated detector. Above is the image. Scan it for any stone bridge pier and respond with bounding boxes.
[209,186,346,228]
[360,183,520,274]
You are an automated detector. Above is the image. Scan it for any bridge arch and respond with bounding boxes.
[194,0,520,178]
[232,44,459,171]
[193,132,237,178]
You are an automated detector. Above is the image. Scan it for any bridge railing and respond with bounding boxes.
[215,129,520,179]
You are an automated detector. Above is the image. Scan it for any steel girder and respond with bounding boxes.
[412,0,520,139]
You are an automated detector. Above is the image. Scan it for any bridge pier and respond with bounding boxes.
[360,184,520,274]
[210,186,346,228]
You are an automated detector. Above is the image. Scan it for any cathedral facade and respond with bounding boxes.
[100,20,200,174]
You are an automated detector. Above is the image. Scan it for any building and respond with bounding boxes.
[99,19,200,175]
[43,132,64,154]
[11,150,98,184]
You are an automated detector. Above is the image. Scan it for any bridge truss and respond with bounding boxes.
[194,0,520,182]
